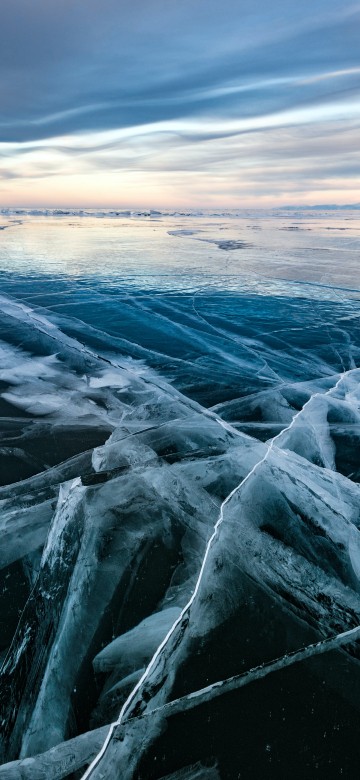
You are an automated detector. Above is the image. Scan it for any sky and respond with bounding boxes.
[0,0,359,209]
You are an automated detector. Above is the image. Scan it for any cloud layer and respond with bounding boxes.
[0,0,359,206]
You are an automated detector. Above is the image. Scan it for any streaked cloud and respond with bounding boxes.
[0,0,359,206]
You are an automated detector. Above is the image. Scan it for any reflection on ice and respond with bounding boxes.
[0,211,360,778]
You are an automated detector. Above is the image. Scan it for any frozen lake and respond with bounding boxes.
[1,209,360,779]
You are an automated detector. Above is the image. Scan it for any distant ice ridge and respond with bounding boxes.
[0,207,241,219]
[1,207,359,220]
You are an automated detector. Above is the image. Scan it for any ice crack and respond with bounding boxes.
[81,368,358,778]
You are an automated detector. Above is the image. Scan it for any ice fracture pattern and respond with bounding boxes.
[0,210,360,778]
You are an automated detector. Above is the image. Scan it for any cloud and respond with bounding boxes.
[1,0,359,139]
[0,0,359,205]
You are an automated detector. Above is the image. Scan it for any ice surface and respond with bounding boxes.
[93,608,182,674]
[158,764,220,779]
[1,210,360,778]
[0,726,109,779]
